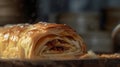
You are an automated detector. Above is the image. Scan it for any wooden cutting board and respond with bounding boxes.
[0,59,120,67]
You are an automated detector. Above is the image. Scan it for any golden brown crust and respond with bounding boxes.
[0,22,86,59]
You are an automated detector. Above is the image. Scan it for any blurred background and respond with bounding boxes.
[0,0,120,53]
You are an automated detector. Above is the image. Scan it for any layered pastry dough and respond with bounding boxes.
[0,22,86,59]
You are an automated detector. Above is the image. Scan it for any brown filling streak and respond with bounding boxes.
[45,39,70,53]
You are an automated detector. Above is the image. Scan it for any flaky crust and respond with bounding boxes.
[0,22,86,60]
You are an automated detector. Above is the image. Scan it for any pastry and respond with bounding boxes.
[0,22,86,59]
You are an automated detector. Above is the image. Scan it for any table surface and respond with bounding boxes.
[0,59,120,67]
